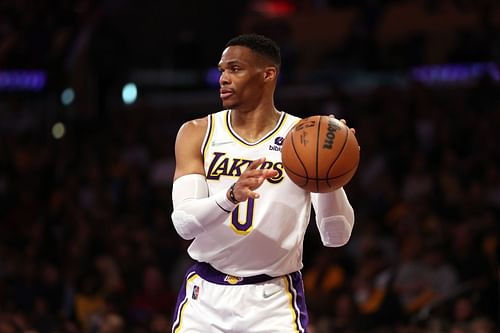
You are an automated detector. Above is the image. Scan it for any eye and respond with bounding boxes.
[230,66,241,72]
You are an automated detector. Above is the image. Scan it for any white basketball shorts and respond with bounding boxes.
[171,262,309,333]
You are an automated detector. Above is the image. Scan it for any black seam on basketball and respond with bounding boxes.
[284,166,308,187]
[329,165,357,180]
[286,165,356,181]
[284,165,310,178]
[326,125,350,187]
[315,116,321,193]
[289,129,309,187]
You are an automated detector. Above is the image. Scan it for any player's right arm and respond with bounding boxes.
[171,117,237,240]
[171,118,278,240]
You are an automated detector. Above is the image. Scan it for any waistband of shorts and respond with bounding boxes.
[192,262,277,286]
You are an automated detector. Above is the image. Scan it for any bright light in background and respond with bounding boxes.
[0,70,47,91]
[411,62,500,84]
[251,0,296,18]
[52,122,66,139]
[122,82,138,104]
[60,87,75,105]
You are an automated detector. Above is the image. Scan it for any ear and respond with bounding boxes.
[263,66,277,82]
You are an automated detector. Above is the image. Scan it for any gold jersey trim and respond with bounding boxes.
[202,114,214,162]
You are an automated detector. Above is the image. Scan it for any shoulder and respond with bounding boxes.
[176,110,229,141]
[282,112,302,129]
[174,116,210,150]
[177,109,228,133]
[178,116,209,135]
[173,116,212,179]
[177,115,213,141]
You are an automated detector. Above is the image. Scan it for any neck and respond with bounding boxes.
[230,105,281,143]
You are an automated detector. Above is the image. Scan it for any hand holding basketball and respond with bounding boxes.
[281,115,360,193]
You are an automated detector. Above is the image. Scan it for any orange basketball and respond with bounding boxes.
[281,115,360,193]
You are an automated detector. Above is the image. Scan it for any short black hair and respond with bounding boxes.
[225,34,281,70]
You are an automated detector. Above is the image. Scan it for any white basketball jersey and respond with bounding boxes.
[187,110,312,277]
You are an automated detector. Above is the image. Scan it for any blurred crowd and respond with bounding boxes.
[1,79,498,333]
[302,77,499,333]
[0,0,499,333]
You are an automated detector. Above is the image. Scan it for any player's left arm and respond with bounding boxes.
[312,120,355,247]
[311,188,354,247]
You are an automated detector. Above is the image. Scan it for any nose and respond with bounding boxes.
[219,71,230,86]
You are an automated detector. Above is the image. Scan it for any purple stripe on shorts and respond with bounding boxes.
[171,267,197,330]
[289,271,309,333]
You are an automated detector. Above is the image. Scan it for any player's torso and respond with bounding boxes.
[187,110,312,277]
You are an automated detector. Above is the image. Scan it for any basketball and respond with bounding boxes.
[281,115,360,193]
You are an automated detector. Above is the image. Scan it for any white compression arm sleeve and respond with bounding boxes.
[311,188,355,247]
[171,174,237,240]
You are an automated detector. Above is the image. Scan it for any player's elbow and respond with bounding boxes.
[319,215,354,247]
[171,210,199,240]
[324,231,351,247]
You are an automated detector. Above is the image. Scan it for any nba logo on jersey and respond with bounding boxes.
[224,275,243,285]
[192,285,200,300]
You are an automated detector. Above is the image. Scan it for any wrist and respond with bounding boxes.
[214,190,238,213]
[227,182,240,204]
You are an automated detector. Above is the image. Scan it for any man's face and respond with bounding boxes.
[218,46,266,110]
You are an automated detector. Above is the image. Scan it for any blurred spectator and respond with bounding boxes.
[95,312,124,333]
[0,1,499,332]
[74,271,106,331]
[128,265,176,325]
[352,246,404,330]
[420,243,459,304]
[304,248,349,315]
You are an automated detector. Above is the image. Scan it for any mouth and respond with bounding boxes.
[219,88,234,100]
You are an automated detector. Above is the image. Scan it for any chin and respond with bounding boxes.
[222,101,237,109]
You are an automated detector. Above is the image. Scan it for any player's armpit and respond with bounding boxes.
[171,174,237,240]
[311,188,354,247]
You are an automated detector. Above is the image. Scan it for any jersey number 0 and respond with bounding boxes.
[230,198,255,235]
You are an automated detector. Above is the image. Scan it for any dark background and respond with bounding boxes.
[0,0,498,332]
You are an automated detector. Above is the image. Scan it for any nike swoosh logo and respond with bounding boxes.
[263,286,281,298]
[212,141,233,146]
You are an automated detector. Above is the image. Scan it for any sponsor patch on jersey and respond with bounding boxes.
[224,275,243,285]
[268,144,282,152]
[192,285,200,300]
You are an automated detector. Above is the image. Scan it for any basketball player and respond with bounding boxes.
[170,34,355,333]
